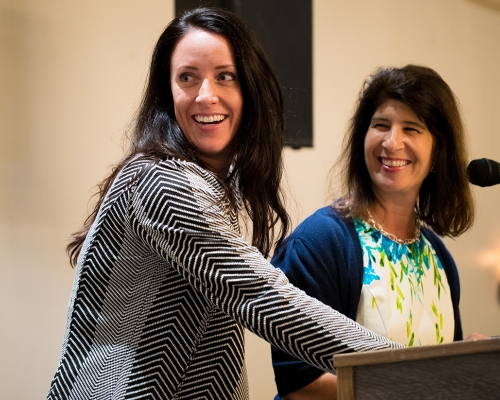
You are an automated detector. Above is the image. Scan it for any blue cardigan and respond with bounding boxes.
[271,206,462,397]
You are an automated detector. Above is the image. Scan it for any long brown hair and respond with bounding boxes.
[335,65,474,237]
[67,7,290,266]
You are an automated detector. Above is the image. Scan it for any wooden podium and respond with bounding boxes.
[333,337,500,399]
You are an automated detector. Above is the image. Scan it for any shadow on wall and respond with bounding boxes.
[469,0,500,13]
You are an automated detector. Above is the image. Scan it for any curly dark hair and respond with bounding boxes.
[335,64,474,237]
[67,7,290,265]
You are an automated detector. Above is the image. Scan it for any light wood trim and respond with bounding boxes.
[334,337,500,368]
[336,366,354,400]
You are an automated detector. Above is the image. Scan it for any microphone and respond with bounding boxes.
[467,158,500,187]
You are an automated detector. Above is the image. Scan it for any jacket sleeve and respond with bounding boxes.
[270,208,358,396]
[129,161,403,375]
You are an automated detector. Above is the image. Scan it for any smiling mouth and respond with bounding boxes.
[194,115,226,125]
[380,158,410,167]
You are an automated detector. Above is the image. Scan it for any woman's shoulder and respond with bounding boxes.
[293,206,351,237]
[421,225,446,248]
[124,156,220,186]
[272,206,359,283]
[120,156,227,203]
[276,206,354,255]
[421,226,454,261]
[125,155,208,175]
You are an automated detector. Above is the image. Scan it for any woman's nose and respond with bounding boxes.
[196,79,218,106]
[382,126,404,151]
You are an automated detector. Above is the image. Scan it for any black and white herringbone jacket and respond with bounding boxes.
[48,158,400,400]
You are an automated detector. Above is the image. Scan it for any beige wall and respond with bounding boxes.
[1,0,499,399]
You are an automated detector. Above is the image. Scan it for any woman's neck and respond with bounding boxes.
[369,196,418,241]
[197,156,230,180]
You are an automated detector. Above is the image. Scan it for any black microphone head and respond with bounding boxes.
[467,158,500,187]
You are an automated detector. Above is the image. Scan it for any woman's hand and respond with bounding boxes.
[464,332,490,341]
[282,372,337,400]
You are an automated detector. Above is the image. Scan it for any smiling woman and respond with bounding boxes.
[170,29,243,177]
[364,99,434,219]
[46,7,403,400]
[271,65,476,400]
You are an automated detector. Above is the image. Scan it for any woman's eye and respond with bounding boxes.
[179,73,192,83]
[218,72,236,81]
[404,127,419,134]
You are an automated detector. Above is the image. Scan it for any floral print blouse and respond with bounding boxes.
[354,217,454,346]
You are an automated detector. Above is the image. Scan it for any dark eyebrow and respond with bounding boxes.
[215,64,236,70]
[176,64,236,71]
[371,117,390,123]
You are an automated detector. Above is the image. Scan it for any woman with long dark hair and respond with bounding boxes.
[47,8,402,400]
[271,65,476,399]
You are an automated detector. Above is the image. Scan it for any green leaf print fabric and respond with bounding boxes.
[354,217,455,346]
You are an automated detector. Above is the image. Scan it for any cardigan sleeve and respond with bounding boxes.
[270,207,363,397]
[128,161,403,376]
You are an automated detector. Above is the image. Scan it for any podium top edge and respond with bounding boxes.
[333,337,500,368]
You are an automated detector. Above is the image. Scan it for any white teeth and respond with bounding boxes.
[195,115,225,123]
[382,159,409,167]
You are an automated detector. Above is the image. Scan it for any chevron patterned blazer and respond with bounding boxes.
[47,157,400,400]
